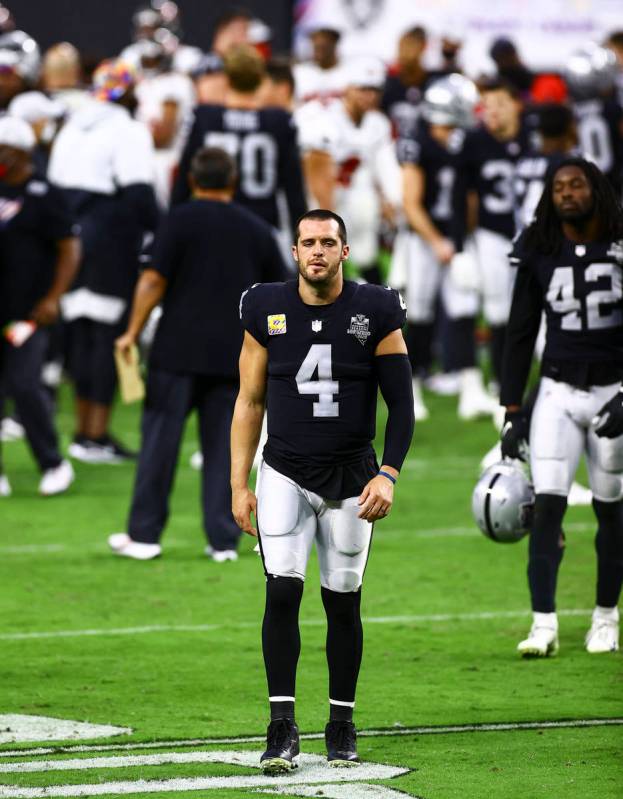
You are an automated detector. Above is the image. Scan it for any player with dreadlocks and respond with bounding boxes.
[499,157,623,657]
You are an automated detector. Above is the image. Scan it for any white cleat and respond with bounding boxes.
[39,460,75,496]
[567,481,592,507]
[412,377,429,421]
[585,607,619,653]
[458,369,499,421]
[108,532,161,560]
[517,612,559,657]
[424,371,460,396]
[0,474,11,497]
[0,417,25,441]
[190,450,203,470]
[205,546,238,562]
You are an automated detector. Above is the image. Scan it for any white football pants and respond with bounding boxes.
[256,461,373,593]
[530,378,623,501]
[472,227,514,325]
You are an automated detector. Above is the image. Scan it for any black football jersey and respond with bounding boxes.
[501,232,623,405]
[381,71,442,139]
[572,98,623,193]
[240,279,407,499]
[171,104,307,228]
[463,125,531,239]
[397,120,468,248]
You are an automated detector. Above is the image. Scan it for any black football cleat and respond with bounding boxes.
[325,720,360,767]
[260,718,300,774]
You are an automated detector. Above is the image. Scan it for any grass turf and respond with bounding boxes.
[0,383,621,799]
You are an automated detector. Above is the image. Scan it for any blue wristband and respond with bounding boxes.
[378,470,396,484]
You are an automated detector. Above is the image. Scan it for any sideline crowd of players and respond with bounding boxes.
[1,0,623,769]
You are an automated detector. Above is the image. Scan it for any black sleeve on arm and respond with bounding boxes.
[117,183,160,232]
[170,113,200,205]
[376,353,415,472]
[499,263,544,407]
[280,118,307,224]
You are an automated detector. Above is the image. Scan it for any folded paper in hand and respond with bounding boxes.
[114,344,145,404]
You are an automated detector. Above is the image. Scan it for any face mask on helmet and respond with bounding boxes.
[472,460,535,543]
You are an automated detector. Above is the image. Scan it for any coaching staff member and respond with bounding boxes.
[109,147,287,561]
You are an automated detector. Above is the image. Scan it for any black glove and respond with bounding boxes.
[500,410,529,461]
[593,387,623,438]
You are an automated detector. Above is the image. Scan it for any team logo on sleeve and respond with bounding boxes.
[347,314,371,345]
[267,313,287,336]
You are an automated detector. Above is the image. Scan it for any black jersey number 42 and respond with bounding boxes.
[547,262,623,330]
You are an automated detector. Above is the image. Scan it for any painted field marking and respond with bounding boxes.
[0,718,130,746]
[1,718,621,760]
[0,753,408,798]
[0,608,593,642]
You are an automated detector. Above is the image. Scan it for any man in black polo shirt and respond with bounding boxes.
[108,147,286,561]
[0,116,81,496]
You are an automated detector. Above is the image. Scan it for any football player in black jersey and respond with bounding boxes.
[399,74,498,421]
[172,44,306,236]
[464,79,530,383]
[500,158,623,657]
[231,210,414,772]
[564,43,623,197]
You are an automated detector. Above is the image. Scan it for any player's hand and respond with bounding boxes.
[432,237,455,265]
[500,409,529,461]
[593,388,623,438]
[30,295,59,326]
[115,332,137,364]
[358,475,394,522]
[232,486,258,537]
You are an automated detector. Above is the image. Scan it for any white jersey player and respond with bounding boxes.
[295,57,400,281]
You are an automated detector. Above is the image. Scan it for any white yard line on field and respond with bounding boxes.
[0,523,593,557]
[0,608,593,642]
[0,718,621,761]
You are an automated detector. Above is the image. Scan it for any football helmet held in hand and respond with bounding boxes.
[472,460,534,543]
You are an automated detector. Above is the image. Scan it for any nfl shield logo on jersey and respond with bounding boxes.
[312,320,322,333]
[347,314,371,345]
[267,314,287,336]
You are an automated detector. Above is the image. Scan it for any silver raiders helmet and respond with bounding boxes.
[472,460,534,543]
[421,73,478,128]
[564,43,618,100]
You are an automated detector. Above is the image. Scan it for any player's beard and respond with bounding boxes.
[555,196,595,227]
[298,257,341,286]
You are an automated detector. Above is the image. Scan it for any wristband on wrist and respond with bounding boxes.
[378,470,396,484]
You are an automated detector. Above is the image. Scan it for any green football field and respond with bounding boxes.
[1,384,622,799]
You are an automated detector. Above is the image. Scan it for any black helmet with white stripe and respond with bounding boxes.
[472,461,534,543]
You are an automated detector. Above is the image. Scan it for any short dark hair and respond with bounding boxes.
[537,103,573,139]
[479,77,520,99]
[295,209,348,243]
[266,57,295,94]
[607,30,623,48]
[190,147,237,190]
[524,157,623,255]
[214,7,252,35]
[402,26,427,43]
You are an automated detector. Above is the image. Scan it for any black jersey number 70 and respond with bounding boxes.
[204,131,277,198]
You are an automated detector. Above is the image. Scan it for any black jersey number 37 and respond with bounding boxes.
[546,262,623,330]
